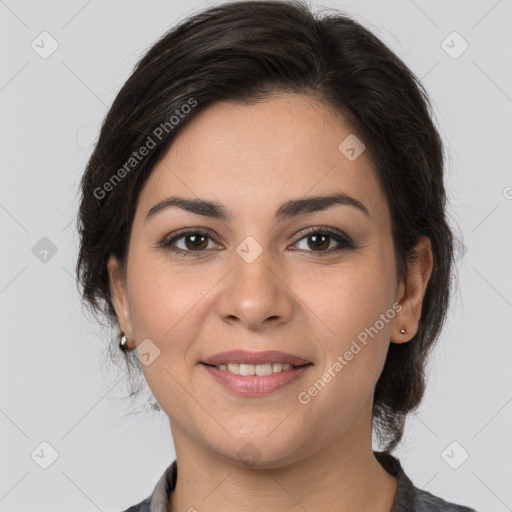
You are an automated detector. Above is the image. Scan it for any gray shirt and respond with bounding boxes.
[120,451,478,511]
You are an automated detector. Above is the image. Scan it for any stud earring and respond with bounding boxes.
[399,327,407,334]
[119,334,133,352]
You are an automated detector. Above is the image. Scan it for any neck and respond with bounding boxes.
[167,406,397,512]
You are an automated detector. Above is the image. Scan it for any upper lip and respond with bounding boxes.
[202,350,311,367]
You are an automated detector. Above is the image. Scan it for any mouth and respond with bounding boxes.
[201,361,312,375]
[202,349,311,367]
[200,350,313,396]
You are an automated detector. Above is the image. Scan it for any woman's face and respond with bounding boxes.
[109,93,424,467]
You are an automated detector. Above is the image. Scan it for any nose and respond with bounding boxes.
[216,244,294,330]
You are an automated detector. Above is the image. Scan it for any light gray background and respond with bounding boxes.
[1,0,511,510]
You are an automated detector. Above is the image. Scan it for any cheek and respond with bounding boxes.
[126,267,207,397]
[126,251,217,356]
[294,272,394,422]
[289,258,395,412]
[295,258,394,349]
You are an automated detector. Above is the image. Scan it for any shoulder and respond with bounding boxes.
[117,460,177,512]
[117,496,151,512]
[414,487,478,511]
[374,451,478,512]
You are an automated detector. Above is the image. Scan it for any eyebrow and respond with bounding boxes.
[144,192,370,224]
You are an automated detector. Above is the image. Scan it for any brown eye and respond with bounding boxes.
[306,233,331,251]
[181,233,209,251]
[159,229,221,257]
[159,226,355,258]
[292,228,355,254]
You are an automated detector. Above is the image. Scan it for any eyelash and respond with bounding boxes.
[158,226,356,258]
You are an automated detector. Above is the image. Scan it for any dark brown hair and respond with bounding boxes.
[76,0,455,452]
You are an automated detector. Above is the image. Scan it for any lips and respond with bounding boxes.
[202,350,311,367]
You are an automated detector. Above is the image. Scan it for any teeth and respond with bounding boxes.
[217,363,294,375]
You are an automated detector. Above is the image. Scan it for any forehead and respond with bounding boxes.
[135,93,389,226]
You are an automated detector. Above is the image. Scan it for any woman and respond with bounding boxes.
[76,1,478,510]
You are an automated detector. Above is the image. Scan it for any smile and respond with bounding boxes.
[201,362,313,396]
[211,362,297,375]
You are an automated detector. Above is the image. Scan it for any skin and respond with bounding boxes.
[108,93,433,512]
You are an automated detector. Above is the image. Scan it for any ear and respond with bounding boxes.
[391,236,433,344]
[107,255,133,342]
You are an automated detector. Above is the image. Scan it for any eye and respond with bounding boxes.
[159,228,221,257]
[158,226,356,258]
[290,227,356,255]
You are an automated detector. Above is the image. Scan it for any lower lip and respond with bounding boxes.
[201,363,312,396]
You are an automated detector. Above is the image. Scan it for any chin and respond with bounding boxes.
[207,430,311,469]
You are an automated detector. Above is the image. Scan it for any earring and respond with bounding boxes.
[399,327,407,334]
[119,334,132,352]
